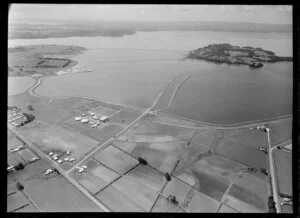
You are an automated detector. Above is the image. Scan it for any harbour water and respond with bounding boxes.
[8,30,293,124]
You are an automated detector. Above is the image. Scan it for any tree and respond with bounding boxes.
[138,157,147,165]
[168,195,179,206]
[15,162,25,171]
[165,173,171,182]
[260,167,268,176]
[268,196,276,213]
[16,182,24,191]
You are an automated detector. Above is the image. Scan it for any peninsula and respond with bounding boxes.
[186,43,292,68]
[8,45,86,77]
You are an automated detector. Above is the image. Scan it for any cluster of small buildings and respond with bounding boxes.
[73,111,109,128]
[48,150,76,165]
[250,125,270,132]
[258,146,268,154]
[8,107,27,128]
[75,165,87,173]
[281,197,293,206]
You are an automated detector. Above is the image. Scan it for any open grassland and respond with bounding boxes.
[269,118,292,146]
[108,109,142,126]
[274,150,292,197]
[224,183,268,212]
[223,194,260,213]
[92,105,118,117]
[110,173,159,211]
[215,138,268,169]
[129,120,196,139]
[190,169,230,201]
[175,154,245,188]
[8,130,24,150]
[94,146,138,174]
[223,128,267,147]
[8,153,25,166]
[281,204,293,213]
[9,94,70,126]
[25,175,103,212]
[96,185,145,212]
[19,123,99,163]
[17,148,38,164]
[119,120,196,143]
[79,164,120,195]
[15,204,38,212]
[126,165,165,192]
[7,192,30,212]
[9,159,102,212]
[149,113,203,128]
[190,129,218,149]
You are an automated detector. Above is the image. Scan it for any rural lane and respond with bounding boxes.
[266,130,281,213]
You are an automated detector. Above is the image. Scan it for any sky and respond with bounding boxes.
[9,4,293,24]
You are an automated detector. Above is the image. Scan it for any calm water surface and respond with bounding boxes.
[8,31,293,124]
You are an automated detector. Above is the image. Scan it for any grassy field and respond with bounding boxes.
[152,114,202,128]
[223,128,267,148]
[175,154,245,188]
[113,140,138,153]
[190,129,219,148]
[79,164,120,195]
[19,124,99,164]
[8,153,25,166]
[96,185,145,212]
[269,118,292,146]
[215,138,268,169]
[274,150,292,196]
[281,204,293,213]
[8,130,24,150]
[7,192,29,212]
[224,184,267,212]
[126,165,165,192]
[9,159,102,212]
[94,146,138,174]
[126,120,196,139]
[110,173,159,211]
[92,105,118,117]
[223,194,260,213]
[183,188,220,212]
[15,204,38,212]
[17,148,39,164]
[190,169,230,201]
[108,109,142,126]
